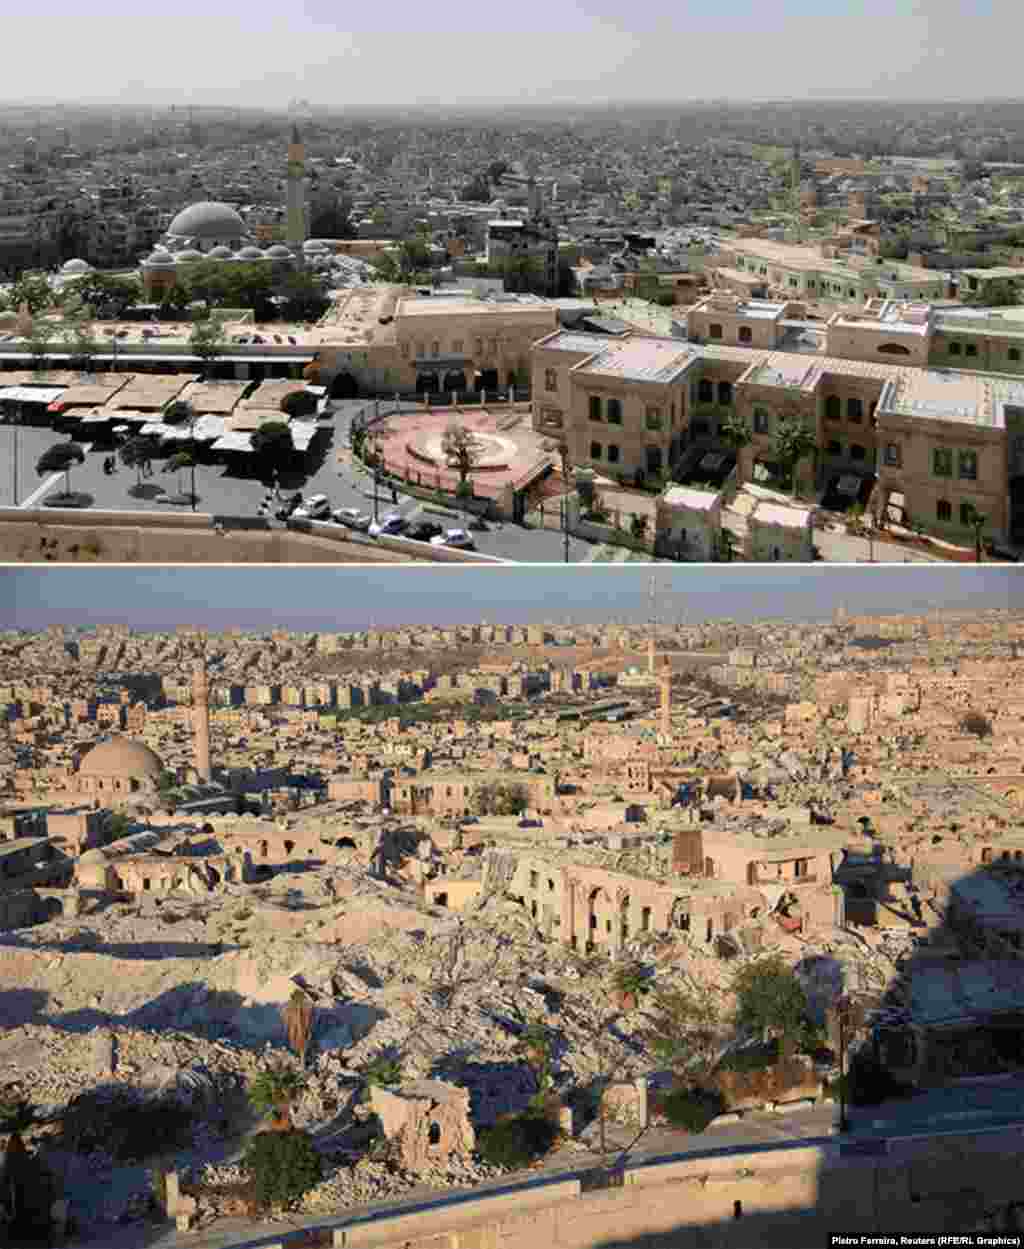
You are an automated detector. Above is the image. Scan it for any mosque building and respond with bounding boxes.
[139,126,314,300]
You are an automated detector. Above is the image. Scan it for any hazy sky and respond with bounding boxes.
[2,567,1018,633]
[3,1,1020,110]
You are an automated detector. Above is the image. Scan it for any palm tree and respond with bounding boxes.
[964,505,987,562]
[772,411,817,497]
[247,1064,307,1132]
[718,411,753,486]
[36,441,85,501]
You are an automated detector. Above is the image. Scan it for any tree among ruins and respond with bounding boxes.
[731,955,812,1059]
[281,988,315,1068]
[472,780,530,817]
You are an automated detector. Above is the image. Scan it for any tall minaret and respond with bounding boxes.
[286,122,307,252]
[659,655,672,738]
[192,659,211,783]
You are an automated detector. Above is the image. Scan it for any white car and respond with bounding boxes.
[333,507,371,531]
[430,527,475,550]
[292,493,330,519]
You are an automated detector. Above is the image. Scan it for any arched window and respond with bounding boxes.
[718,381,733,404]
[589,395,602,422]
[698,379,713,403]
[738,326,752,344]
[607,398,622,424]
[847,397,863,420]
[878,343,911,356]
[708,323,723,339]
[825,395,841,420]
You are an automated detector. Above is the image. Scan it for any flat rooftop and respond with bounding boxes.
[752,501,814,529]
[662,485,719,511]
[573,336,698,384]
[881,368,1002,429]
[538,331,612,355]
[394,297,555,319]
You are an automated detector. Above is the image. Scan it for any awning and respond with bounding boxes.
[0,386,67,404]
[192,415,226,441]
[289,421,318,451]
[211,432,254,453]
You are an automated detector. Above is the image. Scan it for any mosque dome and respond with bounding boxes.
[266,244,293,259]
[61,258,92,275]
[78,736,164,781]
[235,245,265,261]
[207,245,233,260]
[167,201,246,242]
[174,249,204,263]
[145,249,177,269]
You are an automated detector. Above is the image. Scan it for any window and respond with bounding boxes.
[718,381,733,404]
[850,444,866,461]
[825,395,841,421]
[827,439,842,456]
[607,398,622,424]
[753,408,769,434]
[958,450,977,481]
[545,368,557,392]
[960,502,976,526]
[400,342,409,358]
[1010,347,1021,362]
[937,499,952,521]
[848,288,856,297]
[431,341,440,356]
[884,443,901,467]
[709,323,723,339]
[965,344,977,358]
[541,407,562,429]
[416,342,426,358]
[475,338,483,355]
[738,326,752,343]
[877,343,911,355]
[671,402,676,425]
[646,446,663,472]
[607,444,620,463]
[645,406,663,430]
[589,395,602,422]
[693,420,710,437]
[452,340,463,353]
[698,379,713,403]
[847,397,863,421]
[529,870,538,888]
[932,448,953,477]
[949,342,962,356]
[590,441,603,460]
[807,280,816,290]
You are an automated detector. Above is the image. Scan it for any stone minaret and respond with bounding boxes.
[659,656,672,738]
[192,660,211,783]
[647,636,656,676]
[286,122,307,252]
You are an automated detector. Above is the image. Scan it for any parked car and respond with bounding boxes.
[407,520,444,542]
[333,507,372,531]
[430,527,475,550]
[293,494,331,520]
[274,491,304,519]
[368,512,407,537]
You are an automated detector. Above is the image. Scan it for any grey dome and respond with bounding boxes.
[174,249,204,263]
[236,245,265,260]
[167,201,245,241]
[145,250,177,269]
[207,245,233,259]
[61,258,92,274]
[266,244,293,258]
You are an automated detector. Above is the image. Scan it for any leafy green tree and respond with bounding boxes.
[732,955,810,1059]
[61,271,142,318]
[242,1130,321,1209]
[718,411,753,452]
[163,398,196,429]
[276,270,329,322]
[472,780,530,817]
[361,1055,403,1087]
[24,317,58,372]
[119,434,161,489]
[280,389,318,419]
[36,440,85,498]
[771,409,817,496]
[166,449,196,499]
[188,316,227,376]
[250,420,294,472]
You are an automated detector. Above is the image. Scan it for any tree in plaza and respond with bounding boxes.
[36,441,85,499]
[163,398,196,429]
[250,421,294,476]
[119,434,161,490]
[731,954,811,1060]
[188,316,227,378]
[23,317,58,372]
[279,388,318,419]
[165,449,197,501]
[441,421,484,491]
[771,401,818,497]
[62,313,100,373]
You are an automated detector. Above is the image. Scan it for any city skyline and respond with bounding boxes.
[2,567,1019,633]
[1,0,1018,110]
